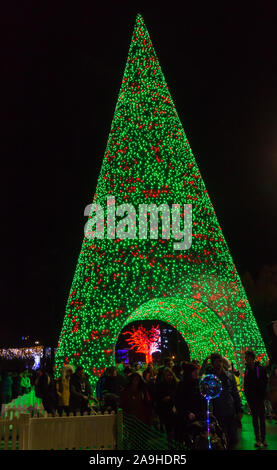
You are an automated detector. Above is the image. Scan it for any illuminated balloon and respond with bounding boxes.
[199,374,222,400]
[199,374,223,449]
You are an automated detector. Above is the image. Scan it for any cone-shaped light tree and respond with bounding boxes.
[55,14,268,390]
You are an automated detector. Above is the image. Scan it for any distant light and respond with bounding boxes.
[35,341,39,345]
[33,354,41,370]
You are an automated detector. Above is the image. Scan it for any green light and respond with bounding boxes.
[55,14,268,393]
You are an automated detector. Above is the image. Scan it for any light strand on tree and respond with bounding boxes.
[55,14,268,393]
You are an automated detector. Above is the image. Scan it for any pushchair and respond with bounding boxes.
[184,415,227,450]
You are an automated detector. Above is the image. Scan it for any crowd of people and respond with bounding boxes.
[1,352,276,449]
[98,354,243,449]
[0,369,32,406]
[25,352,277,450]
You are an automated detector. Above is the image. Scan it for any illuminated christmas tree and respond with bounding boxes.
[123,324,161,364]
[55,14,268,390]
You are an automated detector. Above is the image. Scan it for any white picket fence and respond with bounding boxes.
[0,414,25,450]
[0,410,123,450]
[1,404,45,422]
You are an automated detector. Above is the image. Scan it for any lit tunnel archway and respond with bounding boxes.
[119,297,238,368]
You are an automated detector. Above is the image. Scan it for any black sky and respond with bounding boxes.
[1,1,277,346]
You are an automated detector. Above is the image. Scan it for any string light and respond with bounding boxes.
[0,347,44,370]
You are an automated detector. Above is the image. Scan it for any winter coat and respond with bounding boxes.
[244,362,268,403]
[155,380,178,416]
[36,371,57,402]
[102,375,121,396]
[56,377,71,407]
[69,373,92,411]
[212,370,243,418]
[175,378,206,423]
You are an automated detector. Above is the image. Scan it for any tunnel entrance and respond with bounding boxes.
[115,319,190,366]
[115,296,237,369]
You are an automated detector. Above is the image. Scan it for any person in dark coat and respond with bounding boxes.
[12,372,21,400]
[175,363,206,444]
[209,354,243,449]
[155,367,179,442]
[102,366,123,412]
[35,365,57,415]
[244,350,268,447]
[69,366,93,415]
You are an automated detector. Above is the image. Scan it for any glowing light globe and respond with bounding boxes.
[199,374,222,400]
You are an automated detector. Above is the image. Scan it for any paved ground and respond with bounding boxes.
[236,414,277,450]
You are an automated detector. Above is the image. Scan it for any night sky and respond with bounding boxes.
[2,2,277,347]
